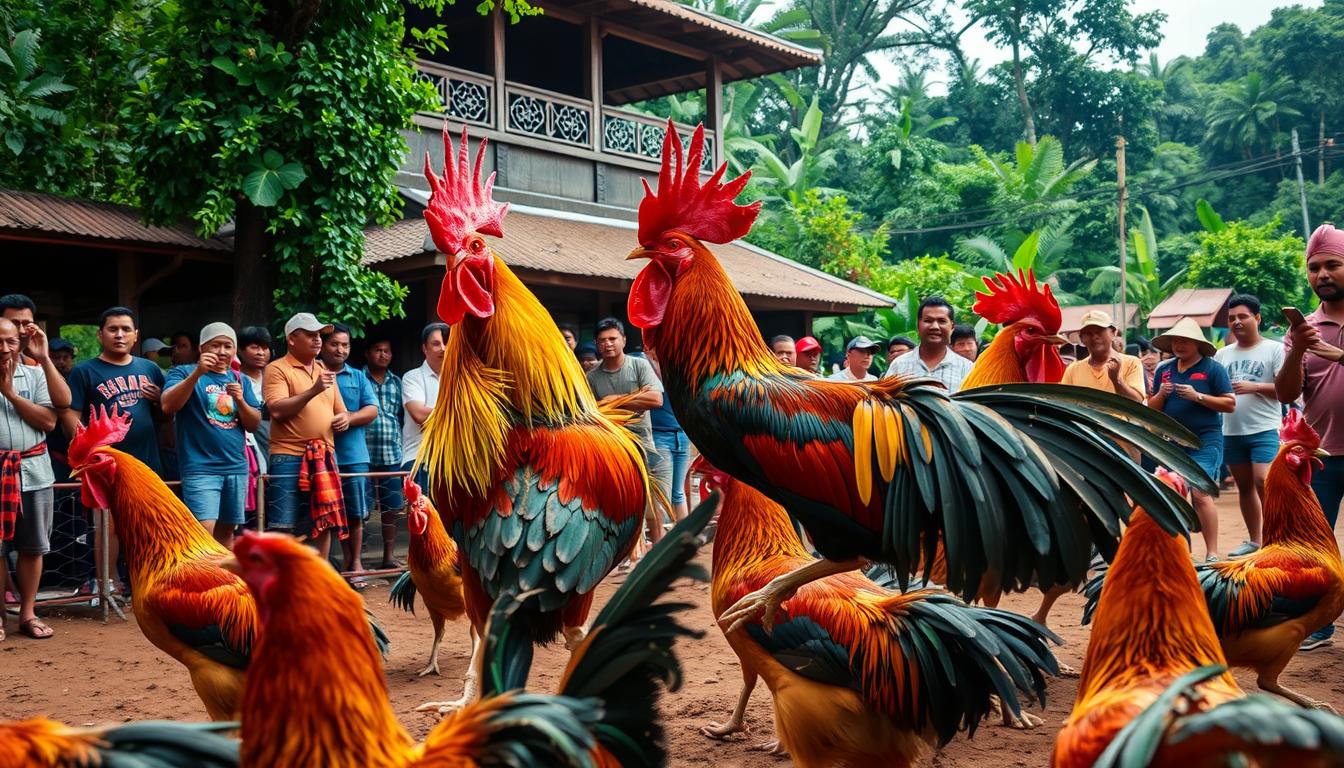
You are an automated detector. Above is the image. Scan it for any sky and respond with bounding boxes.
[865,0,1323,94]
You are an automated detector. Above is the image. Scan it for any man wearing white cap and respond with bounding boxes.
[263,312,348,561]
[1060,310,1145,403]
[161,322,262,547]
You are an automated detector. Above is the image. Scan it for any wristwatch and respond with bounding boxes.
[1197,393,1205,402]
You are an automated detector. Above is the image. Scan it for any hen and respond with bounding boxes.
[625,121,1210,633]
[1084,411,1344,711]
[697,457,1059,766]
[414,127,651,709]
[0,718,238,768]
[225,495,713,768]
[389,477,469,677]
[1056,469,1344,767]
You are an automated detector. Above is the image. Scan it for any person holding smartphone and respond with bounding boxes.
[1148,316,1236,562]
[1276,223,1344,650]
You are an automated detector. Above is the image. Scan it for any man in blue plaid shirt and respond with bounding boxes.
[362,336,404,569]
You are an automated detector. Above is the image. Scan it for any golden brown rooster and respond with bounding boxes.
[389,477,468,678]
[1057,468,1344,767]
[224,497,713,768]
[960,269,1068,389]
[625,121,1209,637]
[1085,410,1344,711]
[697,457,1058,766]
[0,718,238,767]
[413,127,652,711]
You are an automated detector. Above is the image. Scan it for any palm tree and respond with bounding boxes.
[1087,207,1187,324]
[978,136,1097,203]
[954,219,1087,305]
[684,0,825,47]
[1142,53,1201,143]
[728,94,840,205]
[1203,72,1303,159]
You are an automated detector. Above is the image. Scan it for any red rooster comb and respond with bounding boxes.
[973,269,1062,331]
[68,405,131,467]
[1154,467,1189,498]
[423,125,508,255]
[637,120,760,247]
[403,476,426,509]
[1280,409,1322,448]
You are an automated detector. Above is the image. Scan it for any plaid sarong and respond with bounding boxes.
[1,443,47,542]
[298,439,347,540]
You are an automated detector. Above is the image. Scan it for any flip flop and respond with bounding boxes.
[19,618,53,639]
[348,577,371,592]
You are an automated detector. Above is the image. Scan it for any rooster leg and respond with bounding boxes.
[701,668,757,740]
[415,624,482,714]
[720,558,863,635]
[990,694,1044,729]
[418,613,447,677]
[748,740,787,756]
[1259,680,1337,712]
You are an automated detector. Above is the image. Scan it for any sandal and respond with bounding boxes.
[378,559,404,570]
[348,577,371,592]
[19,618,53,639]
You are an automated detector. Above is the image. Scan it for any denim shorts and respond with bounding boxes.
[181,473,248,525]
[342,463,371,523]
[1185,438,1225,491]
[369,463,406,512]
[653,430,691,505]
[266,454,307,531]
[1223,429,1279,466]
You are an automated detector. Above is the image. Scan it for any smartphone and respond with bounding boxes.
[1282,307,1307,328]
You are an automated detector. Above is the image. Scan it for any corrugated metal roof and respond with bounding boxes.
[1148,288,1234,329]
[616,0,823,63]
[0,189,229,252]
[365,205,891,310]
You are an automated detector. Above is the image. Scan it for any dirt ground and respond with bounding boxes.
[6,491,1344,767]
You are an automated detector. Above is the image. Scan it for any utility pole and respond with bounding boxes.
[1116,134,1127,338]
[1292,128,1311,240]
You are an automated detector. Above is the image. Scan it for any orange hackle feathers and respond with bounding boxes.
[68,404,131,467]
[638,120,760,247]
[0,718,101,767]
[424,125,508,255]
[1280,408,1322,449]
[973,269,1062,332]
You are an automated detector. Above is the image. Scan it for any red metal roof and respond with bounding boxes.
[0,189,229,252]
[1147,288,1234,329]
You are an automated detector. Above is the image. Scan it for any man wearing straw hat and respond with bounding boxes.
[1148,316,1236,561]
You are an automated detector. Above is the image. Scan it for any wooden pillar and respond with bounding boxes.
[707,57,724,169]
[492,9,507,131]
[116,252,138,316]
[587,17,602,154]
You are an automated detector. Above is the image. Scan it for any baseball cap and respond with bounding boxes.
[142,338,169,354]
[199,321,237,347]
[284,312,333,337]
[845,335,881,353]
[796,336,821,354]
[1078,309,1115,332]
[49,338,73,353]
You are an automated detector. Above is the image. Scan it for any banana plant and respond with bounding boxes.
[954,220,1086,305]
[727,93,841,205]
[977,136,1097,202]
[1087,206,1187,324]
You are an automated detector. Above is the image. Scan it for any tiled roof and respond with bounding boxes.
[617,0,822,63]
[365,205,891,311]
[0,189,229,252]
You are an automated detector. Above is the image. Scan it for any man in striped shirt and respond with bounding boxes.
[362,335,404,569]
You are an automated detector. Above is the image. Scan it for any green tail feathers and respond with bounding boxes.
[389,571,418,615]
[94,720,239,768]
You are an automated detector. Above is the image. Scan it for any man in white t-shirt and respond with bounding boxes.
[1214,294,1285,558]
[830,336,880,382]
[402,322,448,489]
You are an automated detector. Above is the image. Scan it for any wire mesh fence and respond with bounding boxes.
[2,470,413,622]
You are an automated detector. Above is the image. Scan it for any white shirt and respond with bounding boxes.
[0,364,53,490]
[885,347,975,392]
[401,360,441,463]
[828,368,877,382]
[1215,339,1285,436]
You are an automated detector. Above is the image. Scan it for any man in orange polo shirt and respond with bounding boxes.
[263,312,347,560]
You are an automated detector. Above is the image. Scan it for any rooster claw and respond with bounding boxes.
[416,662,441,677]
[720,585,793,636]
[1056,662,1080,679]
[700,720,747,740]
[415,699,467,715]
[749,739,787,756]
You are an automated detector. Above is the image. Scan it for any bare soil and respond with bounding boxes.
[6,492,1343,766]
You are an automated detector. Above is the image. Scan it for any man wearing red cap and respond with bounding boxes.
[1276,222,1344,649]
[795,336,822,374]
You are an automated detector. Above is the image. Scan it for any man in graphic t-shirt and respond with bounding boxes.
[64,306,166,598]
[161,323,261,547]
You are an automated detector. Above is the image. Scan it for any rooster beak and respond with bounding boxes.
[1317,448,1331,458]
[626,247,654,261]
[68,465,84,479]
[218,555,240,575]
[1044,334,1069,345]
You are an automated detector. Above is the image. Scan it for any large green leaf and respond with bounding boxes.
[241,150,307,207]
[1011,230,1042,272]
[1196,199,1226,233]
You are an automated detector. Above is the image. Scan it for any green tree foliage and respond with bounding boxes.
[749,190,890,288]
[1087,207,1187,322]
[1186,217,1308,311]
[1203,72,1302,159]
[876,255,979,316]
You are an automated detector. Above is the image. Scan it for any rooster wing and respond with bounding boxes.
[1198,549,1339,636]
[141,553,257,670]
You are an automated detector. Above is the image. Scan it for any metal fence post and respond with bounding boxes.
[98,508,109,624]
[257,474,266,532]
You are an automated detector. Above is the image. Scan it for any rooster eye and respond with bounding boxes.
[664,237,683,250]
[468,237,485,254]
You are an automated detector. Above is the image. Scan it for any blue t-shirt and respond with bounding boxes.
[1151,357,1233,441]
[333,365,377,467]
[164,365,262,475]
[68,357,166,474]
[648,396,683,434]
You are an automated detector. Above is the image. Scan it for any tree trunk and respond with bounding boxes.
[231,199,275,330]
[1321,109,1327,185]
[1011,39,1036,146]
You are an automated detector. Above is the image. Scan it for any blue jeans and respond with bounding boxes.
[1309,456,1344,640]
[341,463,371,523]
[266,454,307,531]
[369,463,406,512]
[181,473,248,525]
[653,430,690,505]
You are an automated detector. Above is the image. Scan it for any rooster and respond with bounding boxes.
[66,405,386,721]
[414,127,650,709]
[626,121,1210,634]
[1056,469,1344,767]
[390,477,469,677]
[697,457,1059,766]
[0,718,238,767]
[960,269,1067,389]
[1084,411,1344,711]
[224,496,713,768]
